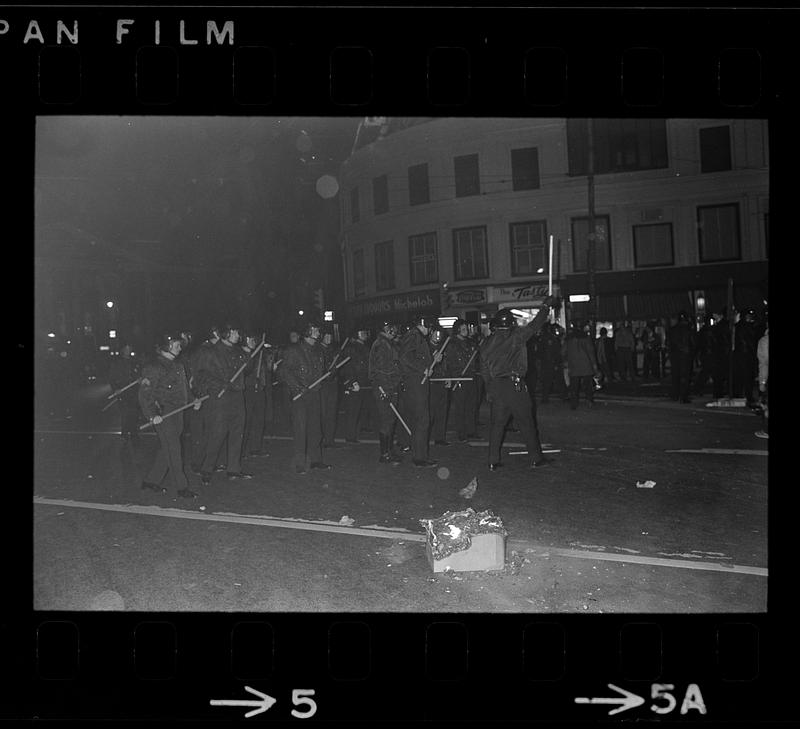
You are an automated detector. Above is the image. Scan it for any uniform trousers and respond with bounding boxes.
[569,375,595,408]
[670,352,694,400]
[487,379,544,466]
[450,380,477,440]
[616,348,634,381]
[243,385,266,454]
[320,383,339,444]
[290,390,322,468]
[189,400,209,470]
[372,384,398,441]
[734,354,757,404]
[343,387,366,440]
[395,385,411,447]
[429,383,449,442]
[201,390,245,474]
[402,377,431,461]
[118,394,140,437]
[146,414,188,492]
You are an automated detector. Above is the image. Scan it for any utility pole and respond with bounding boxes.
[587,118,597,332]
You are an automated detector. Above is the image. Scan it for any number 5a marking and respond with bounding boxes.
[651,684,707,715]
[291,689,317,719]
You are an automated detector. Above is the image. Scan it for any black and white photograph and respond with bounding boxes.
[33,115,769,613]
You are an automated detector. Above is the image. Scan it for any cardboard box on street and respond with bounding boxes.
[426,532,506,573]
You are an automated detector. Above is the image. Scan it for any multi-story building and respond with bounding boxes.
[338,117,768,331]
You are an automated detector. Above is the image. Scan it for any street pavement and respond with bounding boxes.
[33,377,768,612]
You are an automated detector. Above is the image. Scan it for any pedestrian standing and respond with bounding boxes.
[108,342,141,442]
[427,325,450,447]
[138,333,201,499]
[399,316,440,468]
[480,299,557,471]
[668,311,697,403]
[537,323,568,402]
[279,321,330,474]
[446,319,480,441]
[319,330,341,448]
[194,323,252,485]
[368,320,403,465]
[755,323,769,439]
[693,316,714,396]
[614,321,636,382]
[641,320,661,380]
[341,328,371,443]
[734,307,760,406]
[242,331,270,459]
[564,320,600,409]
[595,327,616,384]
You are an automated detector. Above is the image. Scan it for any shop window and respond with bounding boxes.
[408,163,430,206]
[350,187,360,224]
[453,226,489,281]
[698,203,741,262]
[375,240,395,291]
[567,119,668,175]
[510,220,547,276]
[570,215,612,271]
[373,174,389,215]
[511,147,540,191]
[409,232,438,285]
[454,153,480,197]
[699,125,732,173]
[352,249,365,297]
[633,223,674,268]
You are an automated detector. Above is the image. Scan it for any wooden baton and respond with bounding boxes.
[139,395,209,430]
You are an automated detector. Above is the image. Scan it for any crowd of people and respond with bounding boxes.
[103,299,768,499]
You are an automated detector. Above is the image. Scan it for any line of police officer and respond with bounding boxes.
[129,296,559,498]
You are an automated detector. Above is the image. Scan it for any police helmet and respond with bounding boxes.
[429,326,444,345]
[158,332,183,352]
[220,323,241,340]
[379,320,399,338]
[491,308,517,330]
[304,320,322,339]
[412,315,439,330]
[452,318,469,335]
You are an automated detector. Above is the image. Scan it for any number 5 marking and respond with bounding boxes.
[291,689,317,719]
[651,684,677,715]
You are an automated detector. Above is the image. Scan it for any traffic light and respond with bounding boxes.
[313,288,325,312]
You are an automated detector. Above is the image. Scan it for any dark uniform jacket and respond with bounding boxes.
[480,307,549,382]
[341,339,370,387]
[446,336,479,379]
[368,334,401,390]
[138,352,190,420]
[399,328,433,378]
[243,344,272,392]
[668,321,697,356]
[279,341,325,398]
[193,340,247,397]
[320,343,342,389]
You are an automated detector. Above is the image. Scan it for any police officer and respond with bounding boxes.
[446,319,480,442]
[538,323,567,402]
[242,330,271,459]
[319,330,342,448]
[427,324,450,447]
[368,320,403,465]
[341,327,371,443]
[399,315,440,468]
[480,299,557,471]
[186,325,221,473]
[668,311,697,403]
[108,341,141,442]
[138,333,202,499]
[194,323,252,485]
[734,307,760,406]
[279,321,330,474]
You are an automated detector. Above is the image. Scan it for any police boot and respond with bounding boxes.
[378,435,401,465]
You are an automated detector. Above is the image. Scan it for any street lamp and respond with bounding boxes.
[106,301,114,309]
[298,309,304,316]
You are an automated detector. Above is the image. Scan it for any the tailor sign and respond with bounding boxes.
[349,288,439,319]
[488,282,550,303]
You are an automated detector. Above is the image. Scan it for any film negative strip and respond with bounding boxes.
[11,2,792,725]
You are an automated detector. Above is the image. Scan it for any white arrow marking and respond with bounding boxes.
[210,686,276,718]
[574,684,645,715]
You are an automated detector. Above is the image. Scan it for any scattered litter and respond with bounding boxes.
[321,483,329,489]
[199,506,206,511]
[57,512,64,516]
[339,515,355,526]
[458,476,478,499]
[87,475,93,479]
[112,543,120,547]
[636,480,656,488]
[234,583,242,587]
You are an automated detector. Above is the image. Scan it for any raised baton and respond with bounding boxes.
[421,335,452,384]
[217,340,266,398]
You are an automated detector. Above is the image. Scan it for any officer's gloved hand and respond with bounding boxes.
[352,382,361,392]
[151,415,163,425]
[193,398,203,410]
[444,380,452,389]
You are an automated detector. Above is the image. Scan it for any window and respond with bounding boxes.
[453,226,489,280]
[375,240,395,290]
[567,119,668,175]
[699,125,732,173]
[352,249,365,297]
[373,175,388,215]
[509,220,547,276]
[633,223,674,268]
[511,147,540,191]
[454,153,480,197]
[409,232,439,285]
[570,215,612,272]
[350,187,360,224]
[698,204,741,262]
[408,163,430,206]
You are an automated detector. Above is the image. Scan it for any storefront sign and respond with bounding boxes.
[348,288,439,320]
[452,288,487,306]
[488,282,550,303]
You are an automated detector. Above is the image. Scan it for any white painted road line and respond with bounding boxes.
[34,430,156,437]
[34,496,767,577]
[665,448,767,456]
